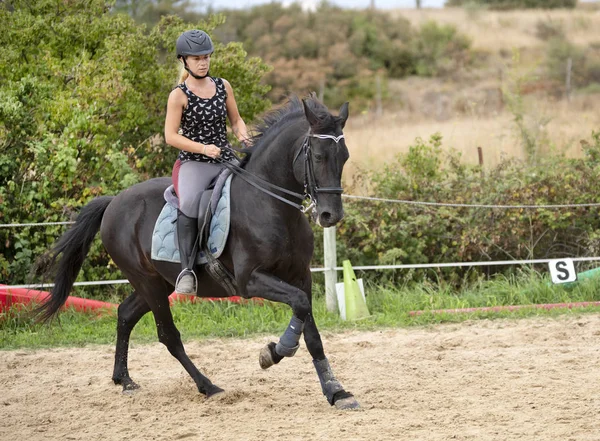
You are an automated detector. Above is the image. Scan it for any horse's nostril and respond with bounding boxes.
[321,212,332,223]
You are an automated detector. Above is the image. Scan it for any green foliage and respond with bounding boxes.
[0,0,270,286]
[336,130,600,287]
[535,17,565,41]
[501,51,543,164]
[446,0,577,9]
[114,0,202,25]
[411,21,472,77]
[545,36,600,89]
[207,3,470,108]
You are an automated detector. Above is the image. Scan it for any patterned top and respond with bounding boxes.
[176,77,235,164]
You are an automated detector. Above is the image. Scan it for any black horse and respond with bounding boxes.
[34,94,359,409]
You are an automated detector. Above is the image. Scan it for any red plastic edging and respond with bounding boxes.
[0,285,117,313]
[0,285,253,313]
[409,301,600,316]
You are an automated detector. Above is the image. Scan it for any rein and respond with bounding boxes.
[218,133,345,213]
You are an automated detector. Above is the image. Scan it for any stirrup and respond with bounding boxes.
[175,268,198,295]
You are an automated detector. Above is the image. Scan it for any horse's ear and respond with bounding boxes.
[302,98,320,128]
[338,102,349,129]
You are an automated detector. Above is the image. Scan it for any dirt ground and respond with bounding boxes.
[2,314,600,441]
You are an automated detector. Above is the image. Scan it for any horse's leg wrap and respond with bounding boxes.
[275,316,305,357]
[313,357,346,405]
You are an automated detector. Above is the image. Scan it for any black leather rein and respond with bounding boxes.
[218,133,345,213]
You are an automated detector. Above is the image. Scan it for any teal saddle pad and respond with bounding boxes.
[151,175,232,265]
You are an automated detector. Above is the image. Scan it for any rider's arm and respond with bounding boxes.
[223,79,252,146]
[164,88,220,157]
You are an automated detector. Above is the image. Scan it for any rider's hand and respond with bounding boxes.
[202,144,221,159]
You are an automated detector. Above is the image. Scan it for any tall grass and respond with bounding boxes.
[2,270,600,350]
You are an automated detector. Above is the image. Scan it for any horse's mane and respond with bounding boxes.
[238,93,337,166]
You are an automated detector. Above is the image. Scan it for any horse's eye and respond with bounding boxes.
[314,153,323,162]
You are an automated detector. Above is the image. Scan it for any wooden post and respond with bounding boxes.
[375,73,383,118]
[477,146,484,178]
[318,78,325,102]
[566,57,572,102]
[498,67,504,108]
[323,226,337,313]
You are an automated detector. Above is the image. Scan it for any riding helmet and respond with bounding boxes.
[176,30,214,58]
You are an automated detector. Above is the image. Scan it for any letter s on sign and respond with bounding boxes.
[548,259,576,284]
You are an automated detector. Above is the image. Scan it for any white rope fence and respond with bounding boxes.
[0,221,75,228]
[341,194,600,209]
[3,193,600,293]
[2,193,600,229]
[6,257,600,290]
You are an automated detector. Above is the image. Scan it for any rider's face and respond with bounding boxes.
[185,54,211,76]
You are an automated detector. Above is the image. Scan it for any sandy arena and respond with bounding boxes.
[2,314,600,441]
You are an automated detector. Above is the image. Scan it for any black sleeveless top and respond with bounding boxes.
[176,77,235,164]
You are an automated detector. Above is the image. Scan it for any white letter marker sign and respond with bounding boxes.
[548,258,576,284]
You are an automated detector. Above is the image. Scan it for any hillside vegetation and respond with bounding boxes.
[2,0,600,290]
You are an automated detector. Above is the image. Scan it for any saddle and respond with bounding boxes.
[151,170,237,296]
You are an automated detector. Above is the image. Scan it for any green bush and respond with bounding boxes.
[0,0,270,288]
[545,36,600,89]
[446,0,576,9]
[334,131,600,286]
[411,21,472,77]
[209,4,469,107]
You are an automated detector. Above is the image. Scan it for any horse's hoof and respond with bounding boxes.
[259,344,275,370]
[121,380,140,394]
[206,385,225,398]
[334,396,361,410]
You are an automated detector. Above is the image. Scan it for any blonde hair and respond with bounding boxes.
[177,63,189,85]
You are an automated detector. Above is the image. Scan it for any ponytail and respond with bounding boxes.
[177,63,189,85]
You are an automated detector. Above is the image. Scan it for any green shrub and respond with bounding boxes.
[210,4,469,105]
[0,0,270,288]
[545,36,600,89]
[535,18,565,41]
[334,131,600,287]
[411,21,472,77]
[446,0,576,9]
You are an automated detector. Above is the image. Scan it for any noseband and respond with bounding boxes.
[218,132,345,215]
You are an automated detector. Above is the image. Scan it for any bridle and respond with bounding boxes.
[218,132,345,214]
[293,133,345,213]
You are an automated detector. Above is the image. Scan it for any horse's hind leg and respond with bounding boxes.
[112,291,151,392]
[138,277,224,397]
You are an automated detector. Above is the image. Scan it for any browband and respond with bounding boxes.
[310,134,345,143]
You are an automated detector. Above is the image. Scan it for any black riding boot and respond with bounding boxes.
[175,212,199,294]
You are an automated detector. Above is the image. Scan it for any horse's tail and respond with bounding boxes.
[33,196,114,322]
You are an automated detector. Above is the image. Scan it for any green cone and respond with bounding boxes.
[343,260,370,320]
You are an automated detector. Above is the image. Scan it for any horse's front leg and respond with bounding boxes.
[246,271,311,367]
[303,313,360,409]
[246,271,359,409]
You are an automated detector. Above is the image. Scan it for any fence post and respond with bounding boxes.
[323,226,337,313]
[566,57,572,102]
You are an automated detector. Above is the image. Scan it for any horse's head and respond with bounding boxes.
[298,98,350,228]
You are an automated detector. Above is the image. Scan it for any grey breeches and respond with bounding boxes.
[174,160,223,218]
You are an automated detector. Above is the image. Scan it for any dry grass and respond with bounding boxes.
[391,7,600,52]
[340,7,600,185]
[344,91,600,183]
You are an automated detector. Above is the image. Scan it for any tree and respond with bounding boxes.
[0,0,270,283]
